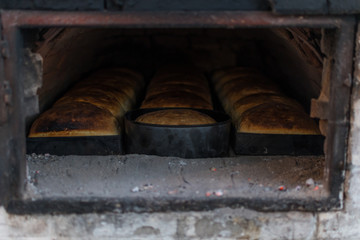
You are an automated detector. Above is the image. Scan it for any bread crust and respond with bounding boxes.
[237,103,320,135]
[54,93,125,119]
[231,93,304,121]
[213,67,260,82]
[141,91,213,110]
[29,68,143,137]
[221,81,281,112]
[141,66,213,110]
[63,84,134,112]
[213,67,320,135]
[29,102,120,137]
[135,109,216,125]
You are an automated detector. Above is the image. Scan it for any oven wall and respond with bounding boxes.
[261,28,323,109]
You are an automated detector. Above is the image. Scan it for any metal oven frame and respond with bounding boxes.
[0,10,355,213]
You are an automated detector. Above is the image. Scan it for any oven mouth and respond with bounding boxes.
[0,10,354,214]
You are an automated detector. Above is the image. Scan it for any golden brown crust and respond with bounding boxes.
[63,84,134,112]
[142,66,213,110]
[29,102,120,137]
[135,109,216,125]
[236,103,320,135]
[29,67,143,137]
[74,81,137,102]
[213,67,320,135]
[221,81,282,112]
[231,93,304,121]
[216,74,270,93]
[54,92,126,119]
[141,92,213,110]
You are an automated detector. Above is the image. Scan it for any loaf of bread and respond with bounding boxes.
[236,103,320,135]
[141,91,213,110]
[29,102,120,137]
[213,67,259,82]
[29,68,144,137]
[220,81,282,113]
[230,93,304,121]
[216,74,270,93]
[141,65,213,110]
[53,92,124,119]
[213,67,263,92]
[135,109,216,126]
[213,67,320,135]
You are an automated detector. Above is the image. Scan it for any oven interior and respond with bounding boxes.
[15,26,344,212]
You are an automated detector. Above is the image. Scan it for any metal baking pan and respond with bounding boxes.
[124,108,231,158]
[233,130,324,155]
[26,136,123,155]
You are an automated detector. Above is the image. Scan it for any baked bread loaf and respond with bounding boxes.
[29,102,119,137]
[29,68,144,137]
[61,83,135,112]
[213,67,259,82]
[236,103,320,135]
[54,92,125,119]
[213,67,262,91]
[216,74,270,93]
[141,65,213,110]
[213,67,320,135]
[220,81,282,113]
[135,109,216,126]
[230,93,304,121]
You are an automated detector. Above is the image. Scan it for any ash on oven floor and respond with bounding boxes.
[24,154,326,201]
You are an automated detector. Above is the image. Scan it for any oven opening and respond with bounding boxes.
[11,23,349,213]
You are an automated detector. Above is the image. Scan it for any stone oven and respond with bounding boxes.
[0,1,360,239]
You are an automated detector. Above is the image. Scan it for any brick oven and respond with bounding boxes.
[1,1,360,239]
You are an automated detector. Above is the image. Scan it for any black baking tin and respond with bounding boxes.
[124,108,231,158]
[233,131,324,155]
[26,136,123,155]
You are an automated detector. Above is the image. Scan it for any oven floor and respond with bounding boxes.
[24,154,326,200]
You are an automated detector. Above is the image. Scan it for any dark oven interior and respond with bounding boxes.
[5,17,351,213]
[30,28,322,117]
